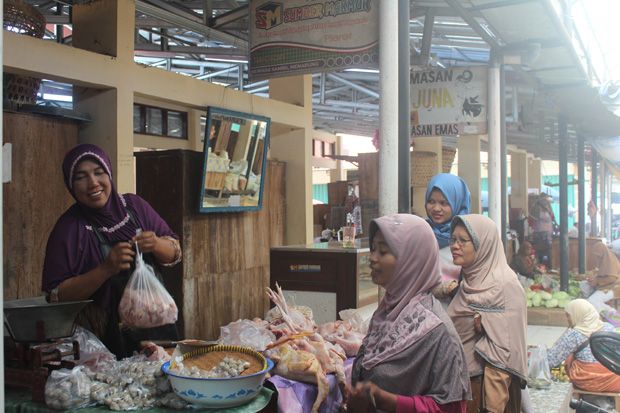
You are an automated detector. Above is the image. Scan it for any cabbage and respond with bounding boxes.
[532,294,543,307]
[552,291,569,301]
[568,285,581,298]
[526,290,536,299]
[545,299,559,308]
[526,299,533,308]
[557,299,570,308]
[539,291,553,301]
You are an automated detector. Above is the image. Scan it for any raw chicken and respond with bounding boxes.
[266,284,316,333]
[265,285,347,412]
[268,344,329,413]
[318,321,366,357]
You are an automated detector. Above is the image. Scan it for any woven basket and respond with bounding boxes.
[3,0,45,106]
[411,151,438,187]
[180,344,268,373]
[442,146,457,173]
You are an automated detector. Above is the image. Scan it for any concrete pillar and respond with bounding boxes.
[528,157,541,192]
[458,135,482,214]
[72,0,136,192]
[269,75,313,245]
[73,87,135,193]
[270,129,312,245]
[329,135,346,182]
[188,109,205,152]
[379,0,399,216]
[510,148,529,215]
[487,57,501,229]
[578,136,586,273]
[72,0,135,62]
[600,161,606,239]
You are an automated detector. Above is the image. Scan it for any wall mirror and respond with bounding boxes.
[199,107,270,213]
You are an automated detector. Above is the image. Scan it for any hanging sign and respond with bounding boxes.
[249,0,378,80]
[410,66,488,137]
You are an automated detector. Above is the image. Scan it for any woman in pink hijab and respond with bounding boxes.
[448,215,527,413]
[348,214,470,413]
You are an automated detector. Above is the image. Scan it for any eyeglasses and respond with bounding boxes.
[449,237,472,247]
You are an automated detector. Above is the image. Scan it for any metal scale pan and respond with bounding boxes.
[4,296,91,342]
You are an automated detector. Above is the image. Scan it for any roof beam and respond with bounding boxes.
[211,5,249,28]
[418,9,435,65]
[443,0,503,49]
[326,73,380,99]
[469,0,537,12]
[135,0,248,53]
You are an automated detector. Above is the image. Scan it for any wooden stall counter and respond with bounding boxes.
[270,240,377,324]
[527,307,569,327]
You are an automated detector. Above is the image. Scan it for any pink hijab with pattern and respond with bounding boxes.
[362,214,443,369]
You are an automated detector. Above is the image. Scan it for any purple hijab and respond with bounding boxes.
[361,214,443,369]
[42,144,177,308]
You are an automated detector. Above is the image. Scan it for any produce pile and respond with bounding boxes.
[550,365,570,382]
[522,273,583,308]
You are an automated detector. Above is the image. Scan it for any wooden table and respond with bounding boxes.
[527,307,569,327]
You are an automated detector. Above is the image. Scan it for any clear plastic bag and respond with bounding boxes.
[527,344,553,389]
[339,308,370,334]
[56,326,116,370]
[45,366,94,410]
[219,319,276,351]
[118,247,178,329]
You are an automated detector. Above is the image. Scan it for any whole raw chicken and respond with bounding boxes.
[265,284,347,412]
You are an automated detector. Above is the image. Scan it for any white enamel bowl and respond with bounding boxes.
[161,346,274,408]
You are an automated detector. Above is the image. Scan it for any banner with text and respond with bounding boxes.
[249,0,378,80]
[410,66,487,137]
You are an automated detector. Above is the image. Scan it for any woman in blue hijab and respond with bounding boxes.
[425,173,472,249]
[425,173,471,301]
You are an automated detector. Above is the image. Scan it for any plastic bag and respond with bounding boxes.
[56,326,116,370]
[527,344,552,389]
[118,247,178,329]
[45,366,94,410]
[219,319,276,351]
[339,308,370,334]
[87,354,170,410]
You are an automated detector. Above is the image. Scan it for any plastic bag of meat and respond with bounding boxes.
[118,248,178,329]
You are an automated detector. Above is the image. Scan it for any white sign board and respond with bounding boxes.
[410,66,488,137]
[249,0,378,80]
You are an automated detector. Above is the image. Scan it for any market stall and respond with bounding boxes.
[4,284,366,413]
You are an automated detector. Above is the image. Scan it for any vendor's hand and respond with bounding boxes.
[347,382,376,413]
[102,242,135,275]
[133,231,159,253]
[340,384,352,411]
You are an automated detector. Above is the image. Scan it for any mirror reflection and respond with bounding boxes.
[200,107,270,212]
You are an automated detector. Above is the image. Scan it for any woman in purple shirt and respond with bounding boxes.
[42,144,182,358]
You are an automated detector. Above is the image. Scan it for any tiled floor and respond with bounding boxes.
[527,324,566,347]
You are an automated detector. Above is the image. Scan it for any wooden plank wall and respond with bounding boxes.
[135,150,285,340]
[3,112,78,300]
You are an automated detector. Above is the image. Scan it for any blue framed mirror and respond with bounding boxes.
[199,107,270,213]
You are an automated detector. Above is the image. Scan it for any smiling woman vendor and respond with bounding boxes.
[42,144,182,359]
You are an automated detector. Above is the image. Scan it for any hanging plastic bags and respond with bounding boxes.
[118,244,178,329]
